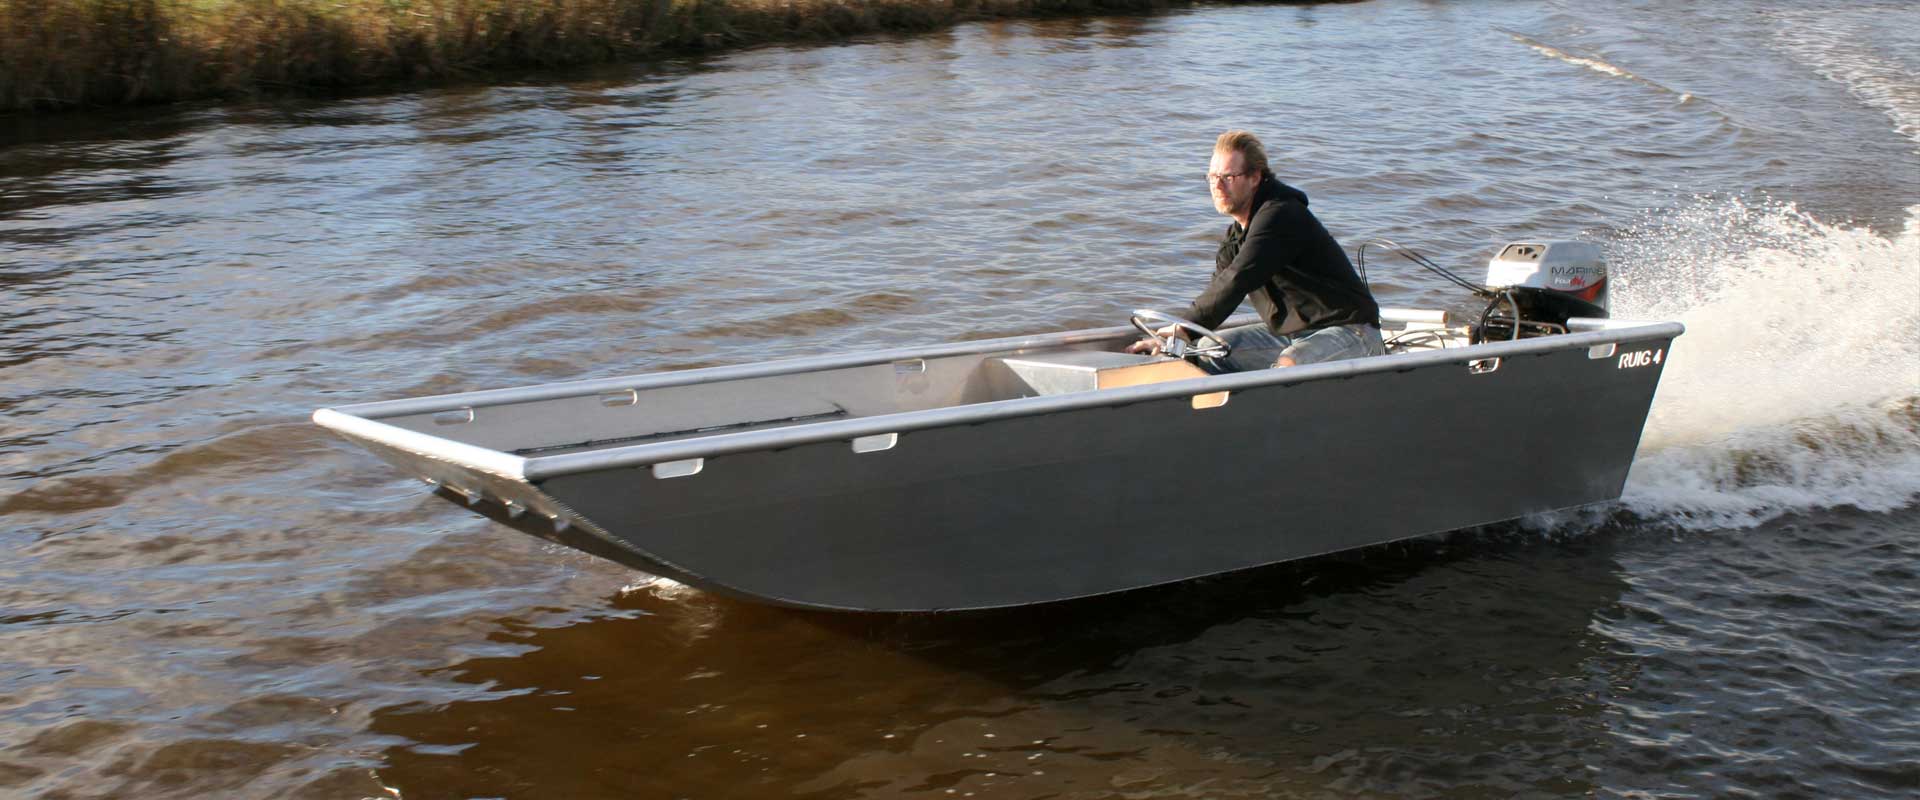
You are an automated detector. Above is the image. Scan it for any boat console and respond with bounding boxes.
[980,351,1227,408]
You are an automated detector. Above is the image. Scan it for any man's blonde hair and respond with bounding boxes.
[1215,130,1276,182]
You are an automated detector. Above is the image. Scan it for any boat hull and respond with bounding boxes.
[316,320,1679,611]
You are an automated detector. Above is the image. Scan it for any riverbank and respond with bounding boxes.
[0,0,1227,112]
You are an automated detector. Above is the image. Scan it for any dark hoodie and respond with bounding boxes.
[1183,178,1379,336]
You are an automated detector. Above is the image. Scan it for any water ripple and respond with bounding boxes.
[1,1,1917,798]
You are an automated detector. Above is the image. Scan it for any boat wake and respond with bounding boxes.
[1607,199,1920,529]
[1579,5,1920,531]
[1769,6,1920,154]
[1498,28,1693,103]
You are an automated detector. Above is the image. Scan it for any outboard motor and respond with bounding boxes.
[1474,241,1608,342]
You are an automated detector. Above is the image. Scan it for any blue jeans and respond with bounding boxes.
[1198,322,1386,374]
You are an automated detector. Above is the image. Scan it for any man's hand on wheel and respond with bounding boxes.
[1124,325,1180,355]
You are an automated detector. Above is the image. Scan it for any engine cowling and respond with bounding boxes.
[1478,241,1608,339]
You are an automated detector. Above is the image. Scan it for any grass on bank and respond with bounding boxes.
[2,0,1189,111]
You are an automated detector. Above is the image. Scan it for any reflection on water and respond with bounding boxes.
[2,0,1918,796]
[372,532,1627,798]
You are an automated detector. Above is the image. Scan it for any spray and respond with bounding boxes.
[1607,198,1920,529]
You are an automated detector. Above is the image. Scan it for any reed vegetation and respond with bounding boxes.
[2,0,1185,111]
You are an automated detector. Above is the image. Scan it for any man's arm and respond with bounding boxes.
[1182,202,1311,329]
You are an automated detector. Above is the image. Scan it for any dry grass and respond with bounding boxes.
[1,0,1185,111]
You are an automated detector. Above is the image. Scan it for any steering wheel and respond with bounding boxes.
[1129,309,1231,360]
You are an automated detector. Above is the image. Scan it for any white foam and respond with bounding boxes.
[1606,199,1920,529]
[1500,29,1685,99]
[1529,43,1631,79]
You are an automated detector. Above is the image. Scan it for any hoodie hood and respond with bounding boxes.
[1262,178,1310,208]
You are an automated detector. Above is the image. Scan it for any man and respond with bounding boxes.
[1128,130,1384,372]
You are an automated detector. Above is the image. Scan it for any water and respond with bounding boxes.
[2,0,1917,796]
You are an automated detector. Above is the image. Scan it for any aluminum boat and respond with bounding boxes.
[315,241,1682,611]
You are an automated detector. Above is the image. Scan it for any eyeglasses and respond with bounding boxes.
[1206,171,1252,185]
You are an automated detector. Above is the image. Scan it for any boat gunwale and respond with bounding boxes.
[311,319,1682,482]
[327,323,1157,420]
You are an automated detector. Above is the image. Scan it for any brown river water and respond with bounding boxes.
[3,1,1918,797]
